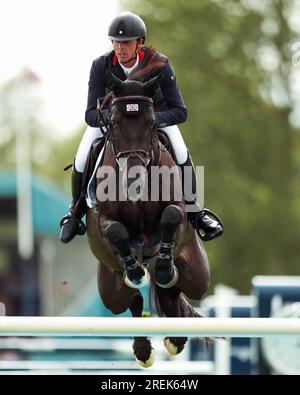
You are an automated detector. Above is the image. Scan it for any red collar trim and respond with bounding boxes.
[138,48,144,61]
[112,49,144,66]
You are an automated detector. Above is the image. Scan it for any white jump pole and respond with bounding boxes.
[0,317,300,337]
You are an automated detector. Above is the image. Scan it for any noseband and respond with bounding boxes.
[110,96,156,169]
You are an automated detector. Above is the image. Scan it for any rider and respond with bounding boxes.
[60,12,224,244]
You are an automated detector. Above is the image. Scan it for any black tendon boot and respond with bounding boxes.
[178,152,224,241]
[60,163,86,244]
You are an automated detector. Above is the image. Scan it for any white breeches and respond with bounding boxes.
[74,125,188,172]
[159,125,188,164]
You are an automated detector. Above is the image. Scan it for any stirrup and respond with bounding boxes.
[195,209,224,241]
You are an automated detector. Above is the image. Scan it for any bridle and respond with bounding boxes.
[109,95,158,170]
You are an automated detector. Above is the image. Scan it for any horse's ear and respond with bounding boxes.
[106,70,124,94]
[144,72,164,97]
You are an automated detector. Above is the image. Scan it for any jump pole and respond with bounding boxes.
[0,317,300,337]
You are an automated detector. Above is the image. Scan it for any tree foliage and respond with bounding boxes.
[0,70,84,194]
[120,0,300,292]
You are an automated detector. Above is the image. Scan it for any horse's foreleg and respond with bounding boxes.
[101,219,149,288]
[155,204,184,288]
[130,292,154,368]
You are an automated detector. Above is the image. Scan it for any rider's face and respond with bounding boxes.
[112,39,142,65]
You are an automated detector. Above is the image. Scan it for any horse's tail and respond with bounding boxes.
[150,280,214,346]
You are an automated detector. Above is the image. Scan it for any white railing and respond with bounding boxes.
[0,317,300,337]
[0,360,214,375]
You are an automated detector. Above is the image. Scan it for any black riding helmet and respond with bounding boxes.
[108,12,146,42]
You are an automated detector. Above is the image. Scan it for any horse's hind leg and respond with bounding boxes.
[155,204,184,288]
[153,285,188,355]
[97,262,136,314]
[97,263,154,367]
[158,235,210,355]
[101,218,149,288]
[129,292,155,368]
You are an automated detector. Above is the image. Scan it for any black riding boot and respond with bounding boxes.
[60,164,86,244]
[178,152,224,241]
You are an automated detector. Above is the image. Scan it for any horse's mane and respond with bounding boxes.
[100,46,167,111]
[128,46,167,80]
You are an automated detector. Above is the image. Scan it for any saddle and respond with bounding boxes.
[68,137,106,221]
[156,130,177,164]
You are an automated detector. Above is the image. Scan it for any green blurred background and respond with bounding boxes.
[1,0,300,298]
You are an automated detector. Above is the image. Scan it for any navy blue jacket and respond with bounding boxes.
[85,49,187,129]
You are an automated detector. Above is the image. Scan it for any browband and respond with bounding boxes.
[112,96,153,116]
[112,96,153,105]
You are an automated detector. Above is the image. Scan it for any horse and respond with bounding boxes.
[86,73,210,367]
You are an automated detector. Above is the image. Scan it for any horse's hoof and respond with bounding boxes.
[164,337,186,356]
[124,268,150,289]
[155,265,178,288]
[136,349,155,368]
[164,338,179,355]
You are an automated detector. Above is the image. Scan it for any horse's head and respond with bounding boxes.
[108,73,163,169]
